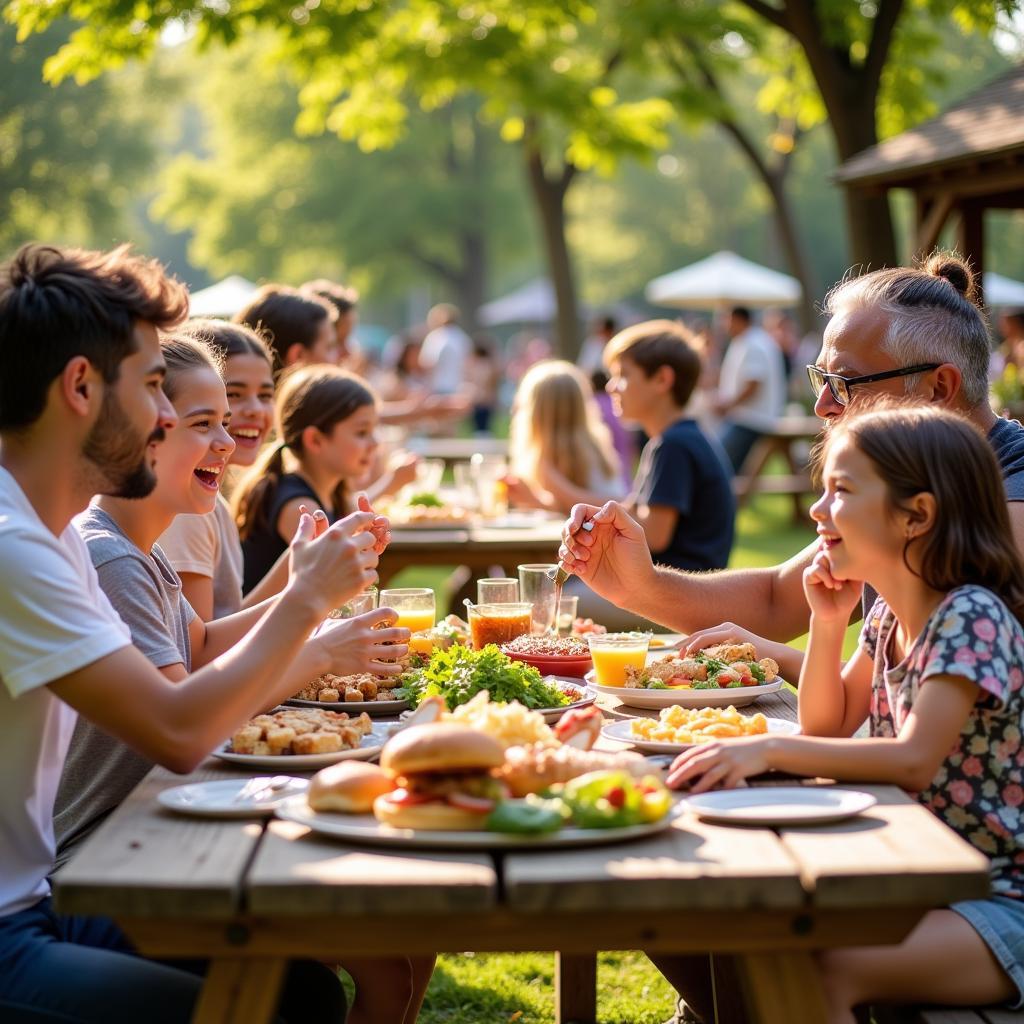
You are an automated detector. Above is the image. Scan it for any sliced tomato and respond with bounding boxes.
[387,788,439,807]
[446,793,497,814]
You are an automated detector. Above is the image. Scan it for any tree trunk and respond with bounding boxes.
[524,144,580,359]
[763,170,818,332]
[457,226,487,335]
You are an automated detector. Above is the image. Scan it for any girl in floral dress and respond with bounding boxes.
[663,404,1024,1021]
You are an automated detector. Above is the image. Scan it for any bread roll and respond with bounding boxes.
[308,761,394,813]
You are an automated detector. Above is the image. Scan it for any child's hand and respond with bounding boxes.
[387,450,420,492]
[682,622,765,657]
[802,544,863,624]
[313,608,411,677]
[666,737,770,793]
[355,493,391,554]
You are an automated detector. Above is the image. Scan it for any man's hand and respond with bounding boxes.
[289,510,380,612]
[312,608,410,678]
[558,501,657,606]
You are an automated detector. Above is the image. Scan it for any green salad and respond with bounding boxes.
[407,492,443,507]
[397,643,571,711]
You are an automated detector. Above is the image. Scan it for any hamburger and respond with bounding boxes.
[308,761,394,813]
[373,723,508,831]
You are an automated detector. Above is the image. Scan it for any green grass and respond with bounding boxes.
[382,492,844,1023]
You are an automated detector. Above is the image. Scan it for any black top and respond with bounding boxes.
[633,417,736,572]
[241,473,338,594]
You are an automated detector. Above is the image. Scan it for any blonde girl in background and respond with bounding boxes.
[158,319,285,620]
[505,360,627,513]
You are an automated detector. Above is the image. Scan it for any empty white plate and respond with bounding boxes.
[157,777,309,818]
[684,786,877,826]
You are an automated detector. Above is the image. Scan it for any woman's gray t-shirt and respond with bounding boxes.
[53,505,195,870]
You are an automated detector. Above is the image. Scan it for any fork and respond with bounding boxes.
[233,775,292,804]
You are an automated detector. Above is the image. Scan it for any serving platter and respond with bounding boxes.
[398,679,597,725]
[586,673,783,709]
[276,796,681,850]
[683,787,877,826]
[285,696,411,717]
[158,777,309,818]
[212,724,390,770]
[601,717,799,754]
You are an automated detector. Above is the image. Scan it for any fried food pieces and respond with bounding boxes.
[229,707,372,756]
[295,672,400,704]
[630,705,768,745]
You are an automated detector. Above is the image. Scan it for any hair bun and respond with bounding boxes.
[924,251,975,302]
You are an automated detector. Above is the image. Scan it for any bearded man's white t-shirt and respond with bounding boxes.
[0,466,131,917]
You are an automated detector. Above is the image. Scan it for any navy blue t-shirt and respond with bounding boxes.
[633,418,735,571]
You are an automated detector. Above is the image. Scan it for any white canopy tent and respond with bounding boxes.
[477,277,557,326]
[645,251,802,309]
[187,275,259,318]
[984,272,1024,308]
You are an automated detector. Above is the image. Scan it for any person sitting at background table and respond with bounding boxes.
[235,283,338,374]
[233,364,417,595]
[54,331,430,1024]
[504,359,627,514]
[656,404,1024,1023]
[301,278,362,370]
[0,241,394,1023]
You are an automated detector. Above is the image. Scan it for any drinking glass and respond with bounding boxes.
[471,453,509,518]
[327,585,378,620]
[587,632,652,687]
[414,458,445,496]
[555,595,579,637]
[466,602,533,650]
[378,588,436,633]
[518,563,558,635]
[453,462,479,511]
[477,578,519,604]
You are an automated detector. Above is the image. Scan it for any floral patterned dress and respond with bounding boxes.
[862,584,1024,898]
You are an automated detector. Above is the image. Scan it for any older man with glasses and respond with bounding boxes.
[559,253,1024,1024]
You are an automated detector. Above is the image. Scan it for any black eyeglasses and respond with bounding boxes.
[805,363,941,407]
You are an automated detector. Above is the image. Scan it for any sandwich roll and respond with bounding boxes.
[308,761,394,813]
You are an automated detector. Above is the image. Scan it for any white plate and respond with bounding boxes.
[602,717,799,753]
[646,635,685,652]
[285,696,410,717]
[212,725,390,770]
[276,796,681,849]
[684,787,877,826]
[158,777,309,818]
[400,679,597,725]
[586,673,784,709]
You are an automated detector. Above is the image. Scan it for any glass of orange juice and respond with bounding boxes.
[587,632,652,687]
[378,588,435,633]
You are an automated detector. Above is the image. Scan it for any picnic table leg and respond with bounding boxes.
[555,951,597,1024]
[735,951,829,1024]
[191,956,287,1024]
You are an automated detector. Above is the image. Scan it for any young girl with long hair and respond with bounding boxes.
[657,404,1024,1021]
[60,335,432,1024]
[158,319,282,620]
[233,364,409,595]
[505,359,626,513]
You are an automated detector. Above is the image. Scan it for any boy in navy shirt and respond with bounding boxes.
[603,320,735,571]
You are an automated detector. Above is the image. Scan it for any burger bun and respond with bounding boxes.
[380,722,504,776]
[373,792,491,831]
[308,761,394,813]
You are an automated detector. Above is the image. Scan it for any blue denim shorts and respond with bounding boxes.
[952,896,1024,1008]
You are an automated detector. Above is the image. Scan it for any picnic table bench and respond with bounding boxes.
[52,685,990,1024]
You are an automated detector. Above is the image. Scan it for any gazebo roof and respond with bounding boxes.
[835,64,1024,189]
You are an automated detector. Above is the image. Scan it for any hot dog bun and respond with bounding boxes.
[308,761,394,813]
[497,743,651,797]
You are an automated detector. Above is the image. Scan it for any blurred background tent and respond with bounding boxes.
[645,251,802,310]
[478,278,558,327]
[985,272,1024,308]
[187,275,258,318]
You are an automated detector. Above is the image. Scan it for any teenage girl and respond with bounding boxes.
[232,364,411,595]
[505,359,627,514]
[158,319,283,619]
[655,405,1024,1022]
[60,336,432,1024]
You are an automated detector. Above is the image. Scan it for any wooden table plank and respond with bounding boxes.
[777,783,991,909]
[52,761,266,919]
[502,804,806,913]
[245,819,497,915]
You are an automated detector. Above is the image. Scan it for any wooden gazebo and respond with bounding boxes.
[834,65,1024,292]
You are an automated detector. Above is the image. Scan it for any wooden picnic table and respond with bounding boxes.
[404,436,508,465]
[52,685,989,1024]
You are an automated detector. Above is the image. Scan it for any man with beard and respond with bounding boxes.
[0,243,397,1023]
[558,252,1024,1024]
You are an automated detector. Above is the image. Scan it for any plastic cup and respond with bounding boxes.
[379,588,435,633]
[587,632,652,687]
[518,563,558,635]
[477,578,519,604]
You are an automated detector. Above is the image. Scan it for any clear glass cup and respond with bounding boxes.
[465,601,534,650]
[452,462,479,511]
[555,595,579,637]
[327,585,378,620]
[477,578,519,604]
[587,632,652,687]
[471,453,509,518]
[518,563,558,635]
[413,458,445,496]
[378,587,435,633]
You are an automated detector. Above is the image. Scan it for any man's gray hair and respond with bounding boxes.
[823,253,991,408]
